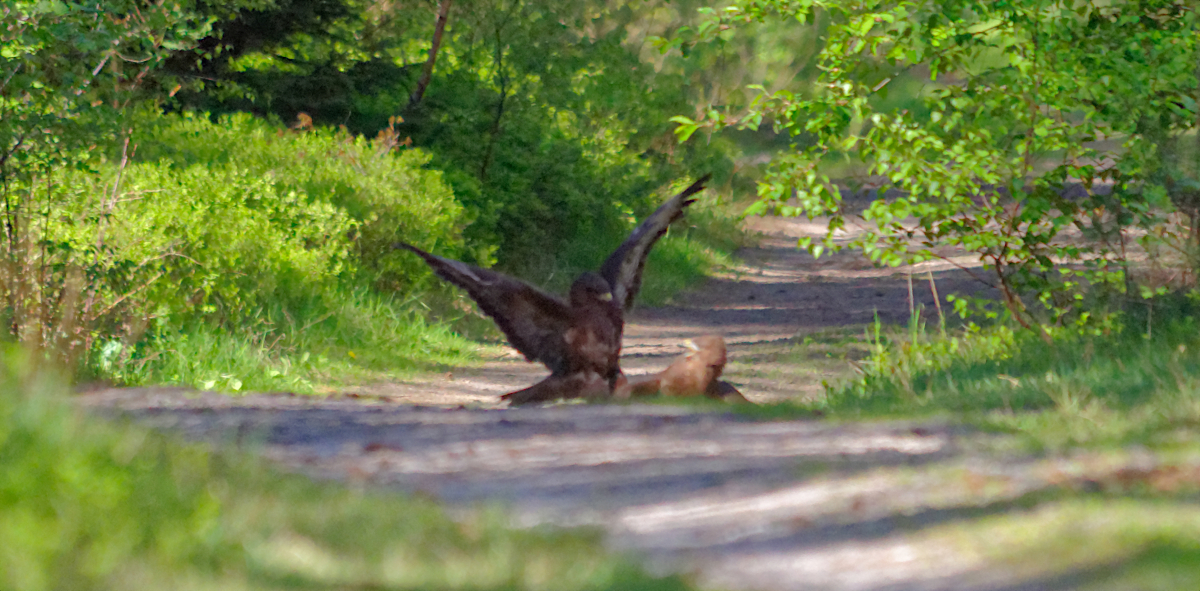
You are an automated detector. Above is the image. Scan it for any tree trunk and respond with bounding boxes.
[407,0,452,110]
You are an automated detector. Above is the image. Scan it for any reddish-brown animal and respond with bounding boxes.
[617,335,749,403]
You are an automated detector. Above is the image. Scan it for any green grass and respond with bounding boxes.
[723,303,1200,587]
[637,195,751,305]
[846,317,1200,451]
[738,297,1200,454]
[718,295,1200,455]
[93,289,491,395]
[919,495,1200,591]
[1,348,694,591]
[634,234,738,306]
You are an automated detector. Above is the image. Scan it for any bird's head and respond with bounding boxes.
[569,272,615,308]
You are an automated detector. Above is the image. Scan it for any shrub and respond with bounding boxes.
[134,113,468,293]
[80,113,479,385]
[1,107,475,382]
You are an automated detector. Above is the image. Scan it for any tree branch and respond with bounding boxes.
[407,0,452,110]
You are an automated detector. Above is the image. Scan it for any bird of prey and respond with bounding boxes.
[396,174,711,405]
[616,334,750,403]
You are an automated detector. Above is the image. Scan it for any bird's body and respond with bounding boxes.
[617,335,749,403]
[549,272,624,395]
[397,175,711,404]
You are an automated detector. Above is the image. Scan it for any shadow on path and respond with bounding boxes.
[82,386,1089,591]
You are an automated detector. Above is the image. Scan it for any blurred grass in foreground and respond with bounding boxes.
[0,349,691,591]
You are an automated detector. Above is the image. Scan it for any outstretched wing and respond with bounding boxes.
[599,174,711,311]
[397,243,573,373]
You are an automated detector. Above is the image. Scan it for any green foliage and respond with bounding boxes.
[0,350,696,590]
[1,59,477,383]
[74,113,478,388]
[676,0,1200,334]
[133,112,466,297]
[0,107,475,386]
[3,0,752,391]
[168,0,741,270]
[0,0,227,359]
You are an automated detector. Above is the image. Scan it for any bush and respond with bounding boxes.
[4,0,750,390]
[8,111,478,385]
[134,112,468,294]
[679,0,1200,335]
[164,1,744,272]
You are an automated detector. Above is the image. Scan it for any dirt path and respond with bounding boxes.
[82,217,1112,591]
[360,215,995,407]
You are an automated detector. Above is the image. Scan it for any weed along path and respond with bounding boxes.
[85,217,1140,590]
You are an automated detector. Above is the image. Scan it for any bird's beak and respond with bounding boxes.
[682,339,699,352]
[599,292,613,301]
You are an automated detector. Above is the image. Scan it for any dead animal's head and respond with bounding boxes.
[683,334,727,375]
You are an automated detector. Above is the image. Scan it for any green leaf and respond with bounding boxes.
[744,200,768,216]
[669,116,700,142]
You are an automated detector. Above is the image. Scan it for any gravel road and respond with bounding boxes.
[80,216,1133,590]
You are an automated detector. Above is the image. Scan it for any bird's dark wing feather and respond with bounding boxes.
[397,243,573,373]
[599,174,711,311]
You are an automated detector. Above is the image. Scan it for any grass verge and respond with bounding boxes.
[93,289,490,395]
[2,348,693,591]
[826,309,1200,451]
[714,294,1200,450]
[727,305,1200,587]
[734,296,1200,455]
[912,493,1200,591]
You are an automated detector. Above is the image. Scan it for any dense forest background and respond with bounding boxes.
[2,0,1199,391]
[2,0,798,390]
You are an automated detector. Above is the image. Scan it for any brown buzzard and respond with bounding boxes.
[397,175,711,404]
